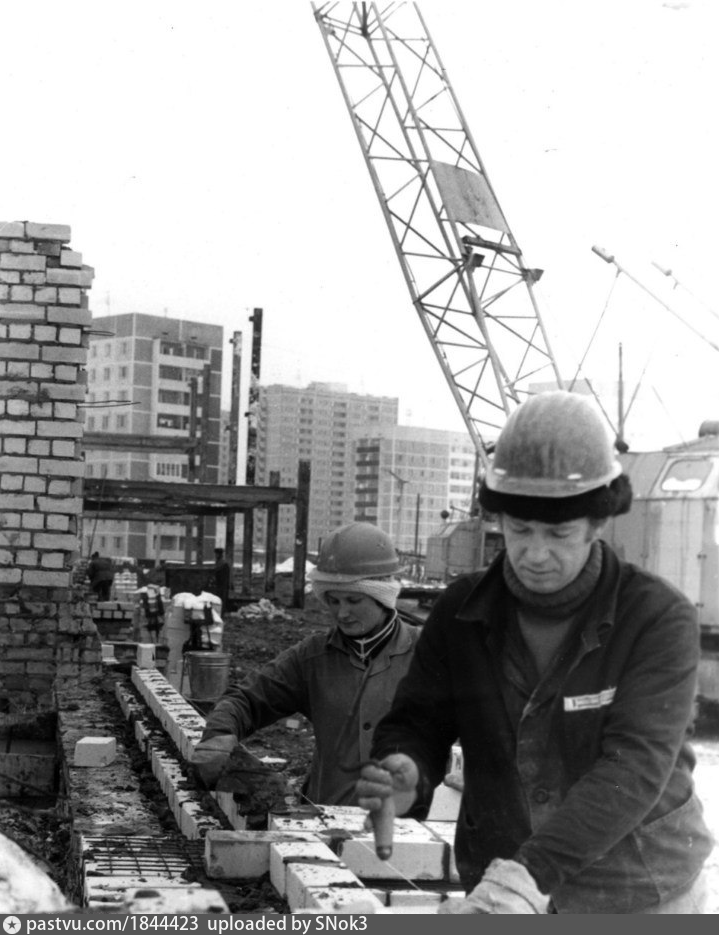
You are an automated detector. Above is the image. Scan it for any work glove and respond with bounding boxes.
[437,858,549,914]
[190,734,239,789]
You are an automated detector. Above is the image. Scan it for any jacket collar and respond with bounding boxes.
[456,541,620,649]
[326,611,414,656]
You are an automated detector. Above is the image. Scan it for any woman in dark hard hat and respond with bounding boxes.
[357,391,713,914]
[191,522,420,806]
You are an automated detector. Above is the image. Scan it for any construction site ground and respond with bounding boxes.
[2,578,719,912]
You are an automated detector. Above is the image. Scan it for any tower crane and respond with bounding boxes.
[312,2,563,471]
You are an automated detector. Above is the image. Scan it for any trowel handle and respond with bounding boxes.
[372,793,395,860]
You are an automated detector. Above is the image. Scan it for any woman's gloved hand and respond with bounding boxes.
[437,859,549,914]
[190,734,239,789]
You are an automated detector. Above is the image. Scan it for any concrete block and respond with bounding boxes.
[338,820,447,881]
[423,821,459,883]
[426,781,462,821]
[10,285,33,301]
[388,889,443,908]
[74,736,117,767]
[269,804,369,836]
[0,297,48,317]
[0,253,46,271]
[122,887,229,914]
[136,644,155,668]
[25,222,71,242]
[269,840,342,896]
[0,222,25,238]
[301,889,384,914]
[286,862,365,911]
[204,830,319,881]
[60,249,82,267]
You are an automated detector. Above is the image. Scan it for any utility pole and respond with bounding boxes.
[184,376,198,564]
[225,331,242,565]
[195,363,211,564]
[242,308,263,596]
[386,468,408,550]
[617,343,626,451]
[414,492,421,556]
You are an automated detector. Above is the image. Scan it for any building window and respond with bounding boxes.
[159,365,184,381]
[114,537,123,550]
[156,461,188,478]
[103,367,111,380]
[158,389,190,405]
[119,366,128,379]
[115,463,126,477]
[87,416,95,430]
[116,414,127,430]
[157,413,188,430]
[185,343,207,360]
[104,344,111,357]
[101,415,110,430]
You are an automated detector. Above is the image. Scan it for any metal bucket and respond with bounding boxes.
[184,651,232,702]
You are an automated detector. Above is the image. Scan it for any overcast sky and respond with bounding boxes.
[2,0,718,450]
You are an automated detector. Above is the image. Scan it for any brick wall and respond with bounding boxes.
[0,221,101,713]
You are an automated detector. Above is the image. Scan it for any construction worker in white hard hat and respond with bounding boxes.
[191,522,420,805]
[357,391,713,914]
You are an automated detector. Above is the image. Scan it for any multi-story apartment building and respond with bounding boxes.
[255,383,399,557]
[83,313,223,562]
[354,425,476,554]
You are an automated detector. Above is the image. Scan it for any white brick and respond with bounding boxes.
[269,805,368,836]
[122,887,229,914]
[286,862,365,911]
[426,782,462,821]
[204,830,321,880]
[25,222,71,242]
[74,736,117,767]
[136,644,156,668]
[338,821,446,881]
[388,889,443,908]
[269,841,342,896]
[302,889,384,914]
[423,821,460,883]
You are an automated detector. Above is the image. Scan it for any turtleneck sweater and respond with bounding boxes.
[503,541,603,679]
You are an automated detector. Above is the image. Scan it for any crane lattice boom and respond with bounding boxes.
[313,1,563,466]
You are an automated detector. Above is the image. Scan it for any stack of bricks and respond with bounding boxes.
[0,220,101,712]
[92,601,137,642]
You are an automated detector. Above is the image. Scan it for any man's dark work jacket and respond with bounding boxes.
[371,542,714,913]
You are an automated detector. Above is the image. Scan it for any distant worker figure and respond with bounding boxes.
[357,391,713,914]
[86,552,114,602]
[191,522,420,805]
[211,547,232,614]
